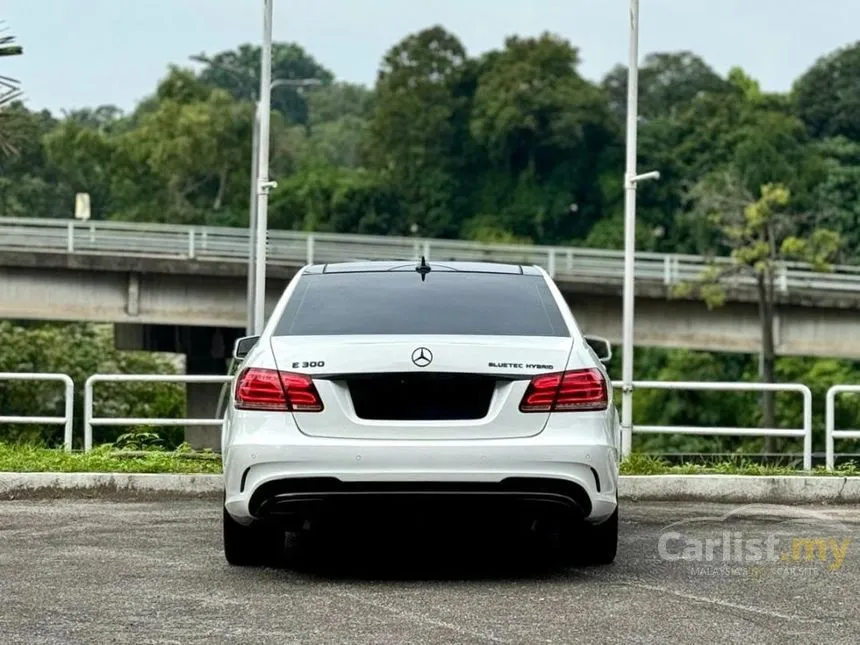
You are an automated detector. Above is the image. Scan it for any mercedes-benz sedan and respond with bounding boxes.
[221,260,620,566]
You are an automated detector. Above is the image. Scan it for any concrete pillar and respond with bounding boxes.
[183,326,241,452]
[115,323,242,451]
[185,353,227,452]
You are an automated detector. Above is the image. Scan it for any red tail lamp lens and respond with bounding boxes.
[519,368,608,412]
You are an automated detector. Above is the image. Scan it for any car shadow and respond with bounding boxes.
[268,521,606,582]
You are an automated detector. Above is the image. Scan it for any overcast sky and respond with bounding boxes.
[4,0,859,116]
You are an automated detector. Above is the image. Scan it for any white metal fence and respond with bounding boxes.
[613,381,814,470]
[83,374,233,452]
[825,385,860,470]
[6,371,860,469]
[4,216,860,294]
[0,372,75,452]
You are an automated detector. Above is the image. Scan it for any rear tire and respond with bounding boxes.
[574,507,618,566]
[223,506,284,567]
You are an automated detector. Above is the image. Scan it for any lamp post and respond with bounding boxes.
[620,0,660,458]
[247,76,321,334]
[253,0,276,337]
[188,52,321,335]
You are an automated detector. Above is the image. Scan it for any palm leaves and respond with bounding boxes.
[0,20,22,99]
[0,20,23,156]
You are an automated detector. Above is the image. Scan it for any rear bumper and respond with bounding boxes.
[223,436,618,526]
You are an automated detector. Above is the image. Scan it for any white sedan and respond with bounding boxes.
[221,260,621,566]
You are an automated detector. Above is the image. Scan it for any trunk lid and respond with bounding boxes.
[269,335,577,440]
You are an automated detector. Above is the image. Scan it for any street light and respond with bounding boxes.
[253,0,277,338]
[188,53,321,335]
[620,0,660,458]
[247,76,321,335]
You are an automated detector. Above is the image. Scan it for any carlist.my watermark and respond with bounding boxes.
[656,505,854,577]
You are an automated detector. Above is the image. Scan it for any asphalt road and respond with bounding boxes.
[1,499,859,645]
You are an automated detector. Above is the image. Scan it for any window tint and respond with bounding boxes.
[273,271,569,337]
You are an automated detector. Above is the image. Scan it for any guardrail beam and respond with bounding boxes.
[3,217,860,297]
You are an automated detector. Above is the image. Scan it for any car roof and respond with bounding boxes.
[303,261,544,276]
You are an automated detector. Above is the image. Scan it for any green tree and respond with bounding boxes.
[809,137,860,262]
[194,43,333,125]
[299,115,370,169]
[675,175,841,452]
[116,84,254,224]
[270,165,402,235]
[469,33,616,243]
[649,68,821,255]
[793,41,860,141]
[42,117,118,220]
[0,105,71,218]
[369,26,473,238]
[307,82,374,126]
[601,51,731,123]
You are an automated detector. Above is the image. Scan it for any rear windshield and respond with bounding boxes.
[273,271,570,337]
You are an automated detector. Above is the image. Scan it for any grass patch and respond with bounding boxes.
[0,444,858,477]
[0,443,222,474]
[621,453,860,476]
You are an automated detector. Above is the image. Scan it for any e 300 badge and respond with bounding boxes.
[291,361,325,369]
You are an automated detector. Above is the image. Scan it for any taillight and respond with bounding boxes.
[519,368,607,413]
[234,368,324,412]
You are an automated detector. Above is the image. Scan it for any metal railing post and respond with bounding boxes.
[306,234,315,265]
[62,376,74,451]
[801,385,813,471]
[66,222,75,253]
[824,385,860,471]
[611,380,814,469]
[187,229,196,259]
[826,386,836,471]
[84,376,94,453]
[0,373,75,452]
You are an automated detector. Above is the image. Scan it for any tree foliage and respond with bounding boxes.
[674,175,840,451]
[793,41,860,141]
[0,323,183,448]
[4,30,860,456]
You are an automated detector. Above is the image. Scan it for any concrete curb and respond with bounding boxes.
[1,473,860,504]
[621,475,860,504]
[0,473,223,500]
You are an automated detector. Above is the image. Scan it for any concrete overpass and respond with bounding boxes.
[2,217,860,358]
[5,217,860,449]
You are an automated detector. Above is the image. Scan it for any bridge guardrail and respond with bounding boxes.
[83,374,233,452]
[0,372,74,452]
[825,385,860,470]
[613,380,813,470]
[4,217,860,294]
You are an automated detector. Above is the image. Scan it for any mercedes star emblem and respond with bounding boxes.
[411,347,433,367]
